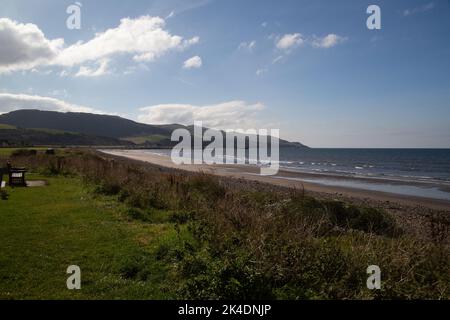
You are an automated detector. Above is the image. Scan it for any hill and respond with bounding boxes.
[0,109,169,138]
[0,127,131,147]
[0,109,308,148]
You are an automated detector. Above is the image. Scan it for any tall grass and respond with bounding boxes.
[3,149,449,299]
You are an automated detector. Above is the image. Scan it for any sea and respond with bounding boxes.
[138,148,450,202]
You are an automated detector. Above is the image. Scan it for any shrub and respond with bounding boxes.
[11,149,37,157]
[117,251,153,281]
[125,207,149,221]
[323,201,400,236]
[10,148,448,299]
[169,211,192,225]
[0,190,8,200]
[93,182,121,196]
[155,243,171,261]
[179,249,275,300]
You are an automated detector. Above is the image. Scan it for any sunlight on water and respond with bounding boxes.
[274,176,450,201]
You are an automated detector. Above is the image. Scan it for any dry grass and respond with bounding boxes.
[3,149,449,300]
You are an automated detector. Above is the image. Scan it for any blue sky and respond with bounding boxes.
[0,0,449,147]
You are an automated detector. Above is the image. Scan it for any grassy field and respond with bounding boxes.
[0,175,179,299]
[0,124,16,130]
[120,134,169,144]
[1,150,449,299]
[0,148,49,156]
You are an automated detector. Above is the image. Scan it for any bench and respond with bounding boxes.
[8,168,27,187]
[4,163,27,187]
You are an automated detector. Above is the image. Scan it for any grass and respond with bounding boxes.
[0,148,49,156]
[29,128,76,135]
[0,174,178,299]
[0,124,16,130]
[1,150,449,299]
[120,134,169,144]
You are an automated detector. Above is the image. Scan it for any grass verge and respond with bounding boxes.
[0,174,177,299]
[0,149,448,299]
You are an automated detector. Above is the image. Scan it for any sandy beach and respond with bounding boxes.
[100,149,450,212]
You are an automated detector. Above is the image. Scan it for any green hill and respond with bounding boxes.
[0,127,131,147]
[0,109,170,138]
[0,109,308,148]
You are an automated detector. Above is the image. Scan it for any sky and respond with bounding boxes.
[0,0,449,148]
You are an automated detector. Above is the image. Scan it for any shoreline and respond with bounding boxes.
[100,149,450,211]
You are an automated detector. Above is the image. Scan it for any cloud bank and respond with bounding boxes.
[138,101,266,129]
[0,93,102,114]
[0,94,267,131]
[0,16,199,75]
[0,18,64,73]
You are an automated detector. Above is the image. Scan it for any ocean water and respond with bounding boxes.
[145,148,450,184]
[278,148,450,185]
[141,148,450,201]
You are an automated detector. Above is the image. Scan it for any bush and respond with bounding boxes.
[179,250,275,300]
[10,148,448,299]
[125,207,149,221]
[117,251,153,281]
[323,201,400,236]
[93,182,121,196]
[45,148,55,155]
[0,190,8,200]
[11,149,37,157]
[169,211,192,224]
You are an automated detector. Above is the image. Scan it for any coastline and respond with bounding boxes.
[100,149,450,211]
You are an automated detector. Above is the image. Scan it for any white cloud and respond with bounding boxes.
[183,36,200,47]
[312,34,346,48]
[0,16,199,74]
[0,93,104,114]
[238,40,256,52]
[75,59,110,77]
[56,16,198,66]
[0,18,64,73]
[48,89,69,98]
[272,55,284,64]
[273,32,346,52]
[256,68,267,76]
[183,55,202,69]
[403,2,435,16]
[59,70,70,77]
[276,33,304,50]
[138,100,265,129]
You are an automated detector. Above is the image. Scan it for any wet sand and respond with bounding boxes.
[100,149,450,211]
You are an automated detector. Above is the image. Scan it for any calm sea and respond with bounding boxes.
[142,148,450,201]
[278,148,450,184]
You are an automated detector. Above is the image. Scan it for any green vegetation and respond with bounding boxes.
[0,148,49,156]
[1,150,449,299]
[0,175,178,299]
[0,126,132,146]
[121,134,169,145]
[29,128,75,135]
[0,109,308,148]
[0,124,16,130]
